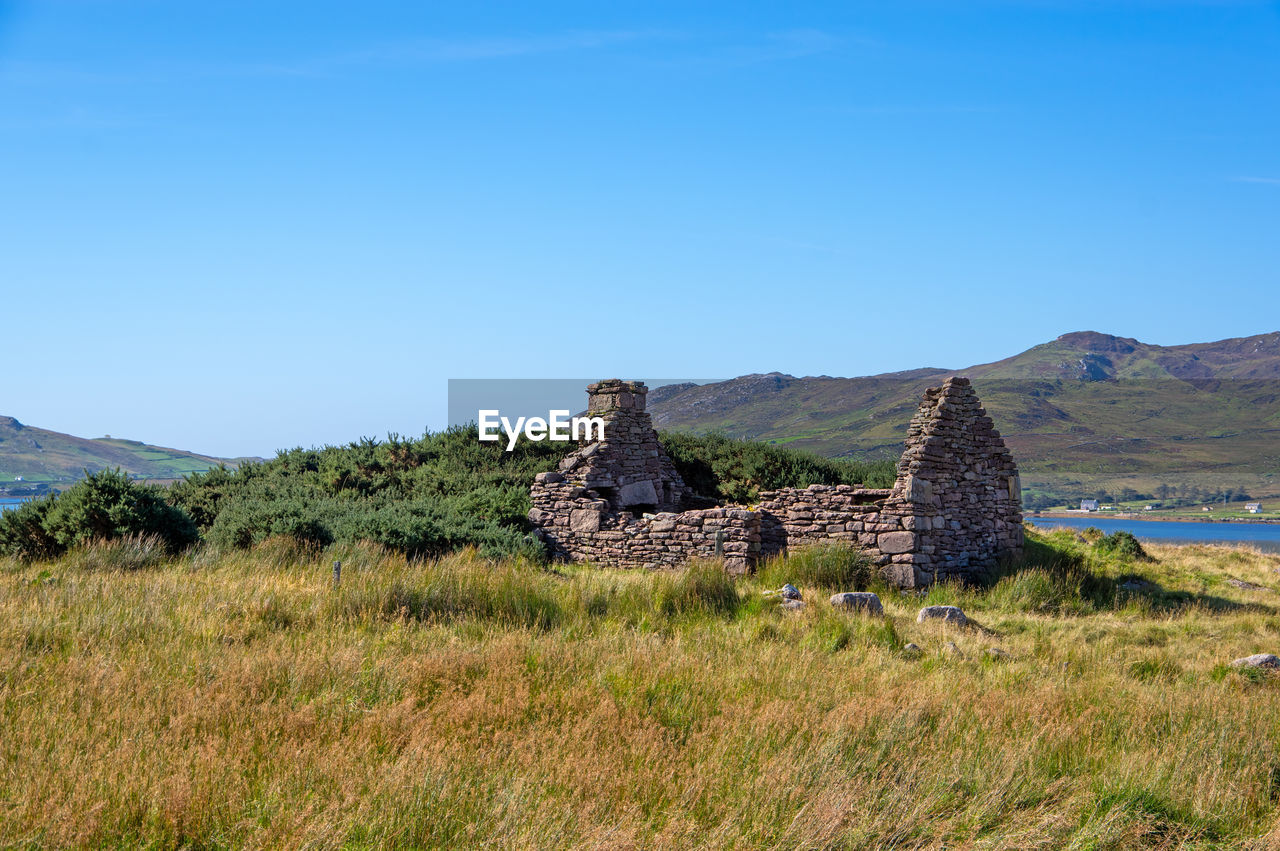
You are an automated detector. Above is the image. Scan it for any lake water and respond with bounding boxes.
[0,498,32,514]
[1028,515,1280,554]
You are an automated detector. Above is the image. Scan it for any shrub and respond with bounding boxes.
[0,470,197,561]
[173,426,568,561]
[1095,531,1151,562]
[0,496,61,561]
[659,431,895,503]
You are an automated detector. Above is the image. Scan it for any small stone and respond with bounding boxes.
[534,471,565,484]
[903,642,922,655]
[1230,654,1280,669]
[780,583,801,600]
[943,641,964,658]
[917,605,968,626]
[780,599,806,612]
[1120,578,1156,593]
[985,647,1010,660]
[829,592,884,615]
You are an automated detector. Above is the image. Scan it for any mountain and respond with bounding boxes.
[0,416,257,495]
[648,332,1280,507]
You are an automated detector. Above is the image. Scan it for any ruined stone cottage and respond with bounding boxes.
[528,377,1024,588]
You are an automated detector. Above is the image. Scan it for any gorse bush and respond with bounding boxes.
[0,469,197,560]
[1094,530,1151,562]
[169,427,568,561]
[659,431,895,503]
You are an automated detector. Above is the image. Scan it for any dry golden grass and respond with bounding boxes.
[5,533,1280,848]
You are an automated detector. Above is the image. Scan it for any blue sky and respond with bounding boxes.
[2,1,1278,457]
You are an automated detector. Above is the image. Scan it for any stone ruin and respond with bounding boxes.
[528,377,1024,588]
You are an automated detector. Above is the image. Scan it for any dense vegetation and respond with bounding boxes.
[0,428,897,561]
[0,469,196,560]
[659,431,895,503]
[6,528,1280,847]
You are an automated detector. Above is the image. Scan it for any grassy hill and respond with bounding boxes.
[648,331,1280,508]
[0,416,257,494]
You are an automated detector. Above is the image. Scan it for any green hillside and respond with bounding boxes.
[648,332,1280,508]
[0,416,256,495]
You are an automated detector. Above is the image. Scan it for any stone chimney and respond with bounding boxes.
[553,379,689,514]
[586,379,648,414]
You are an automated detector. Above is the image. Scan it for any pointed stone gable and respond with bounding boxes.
[877,377,1024,586]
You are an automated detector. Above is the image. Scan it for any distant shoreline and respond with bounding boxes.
[1031,510,1280,525]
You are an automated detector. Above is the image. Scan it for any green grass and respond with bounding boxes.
[5,529,1280,847]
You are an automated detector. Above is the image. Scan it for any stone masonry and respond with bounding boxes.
[528,377,1023,587]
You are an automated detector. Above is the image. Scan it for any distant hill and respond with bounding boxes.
[0,416,258,495]
[648,332,1280,508]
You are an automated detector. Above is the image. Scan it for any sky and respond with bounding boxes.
[2,1,1278,458]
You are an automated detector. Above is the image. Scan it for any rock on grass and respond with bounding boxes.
[1230,654,1280,669]
[918,605,967,626]
[829,592,883,615]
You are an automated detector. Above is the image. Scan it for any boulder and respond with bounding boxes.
[917,605,968,626]
[780,583,802,600]
[829,592,884,615]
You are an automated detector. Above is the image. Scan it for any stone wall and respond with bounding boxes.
[528,376,1023,587]
[528,472,759,573]
[755,485,891,554]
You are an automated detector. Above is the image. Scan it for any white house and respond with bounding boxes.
[1080,499,1100,511]
[1246,503,1263,514]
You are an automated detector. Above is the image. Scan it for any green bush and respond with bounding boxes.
[0,469,197,561]
[1094,531,1151,562]
[0,496,60,560]
[172,426,567,561]
[659,432,895,503]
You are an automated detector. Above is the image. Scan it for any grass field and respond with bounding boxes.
[5,531,1280,848]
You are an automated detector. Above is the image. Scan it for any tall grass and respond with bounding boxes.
[5,531,1280,847]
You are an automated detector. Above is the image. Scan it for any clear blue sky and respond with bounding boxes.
[3,1,1277,458]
